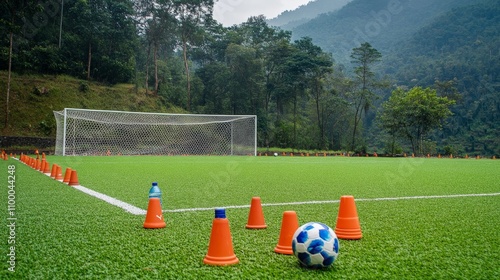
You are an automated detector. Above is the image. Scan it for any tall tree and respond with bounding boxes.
[144,0,177,94]
[65,0,136,83]
[262,37,293,148]
[225,43,262,114]
[1,0,37,130]
[173,0,214,110]
[349,42,382,151]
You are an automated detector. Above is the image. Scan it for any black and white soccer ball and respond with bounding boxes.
[292,222,340,268]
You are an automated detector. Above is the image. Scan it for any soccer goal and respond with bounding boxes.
[53,108,257,156]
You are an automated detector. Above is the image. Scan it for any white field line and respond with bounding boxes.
[71,185,147,215]
[66,189,500,215]
[163,192,500,213]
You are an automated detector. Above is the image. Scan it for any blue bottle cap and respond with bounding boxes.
[214,208,226,219]
[149,182,161,196]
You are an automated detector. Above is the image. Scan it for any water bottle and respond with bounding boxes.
[148,182,162,206]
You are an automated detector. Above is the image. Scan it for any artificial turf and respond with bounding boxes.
[1,155,499,279]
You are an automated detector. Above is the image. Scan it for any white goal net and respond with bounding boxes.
[53,108,257,156]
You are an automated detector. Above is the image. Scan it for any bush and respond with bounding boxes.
[79,82,89,93]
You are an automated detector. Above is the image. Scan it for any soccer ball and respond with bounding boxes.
[274,152,278,157]
[292,222,339,268]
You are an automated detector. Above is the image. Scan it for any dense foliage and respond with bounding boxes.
[378,87,455,155]
[385,0,500,156]
[1,0,498,155]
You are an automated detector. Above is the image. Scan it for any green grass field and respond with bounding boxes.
[1,155,499,279]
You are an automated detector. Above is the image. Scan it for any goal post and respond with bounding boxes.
[53,108,257,156]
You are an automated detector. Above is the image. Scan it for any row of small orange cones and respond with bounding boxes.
[18,153,80,186]
[143,195,362,266]
[1,150,13,160]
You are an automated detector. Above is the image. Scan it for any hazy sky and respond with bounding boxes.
[213,0,312,26]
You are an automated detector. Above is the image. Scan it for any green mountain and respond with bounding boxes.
[291,0,484,66]
[267,0,352,30]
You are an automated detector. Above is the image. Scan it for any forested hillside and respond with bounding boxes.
[267,0,352,29]
[0,72,183,137]
[384,0,500,155]
[1,0,498,156]
[291,0,483,65]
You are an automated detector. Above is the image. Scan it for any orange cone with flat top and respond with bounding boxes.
[246,197,267,229]
[335,195,362,240]
[143,198,166,229]
[274,211,299,254]
[204,208,239,265]
[68,170,79,186]
[63,168,72,184]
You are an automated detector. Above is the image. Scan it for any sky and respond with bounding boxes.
[213,0,312,27]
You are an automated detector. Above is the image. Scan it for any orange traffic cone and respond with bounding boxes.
[55,165,63,181]
[143,198,166,229]
[43,161,51,174]
[68,170,79,186]
[274,211,299,255]
[63,168,72,184]
[334,195,362,240]
[246,197,267,229]
[41,159,48,172]
[50,164,57,178]
[203,208,239,265]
